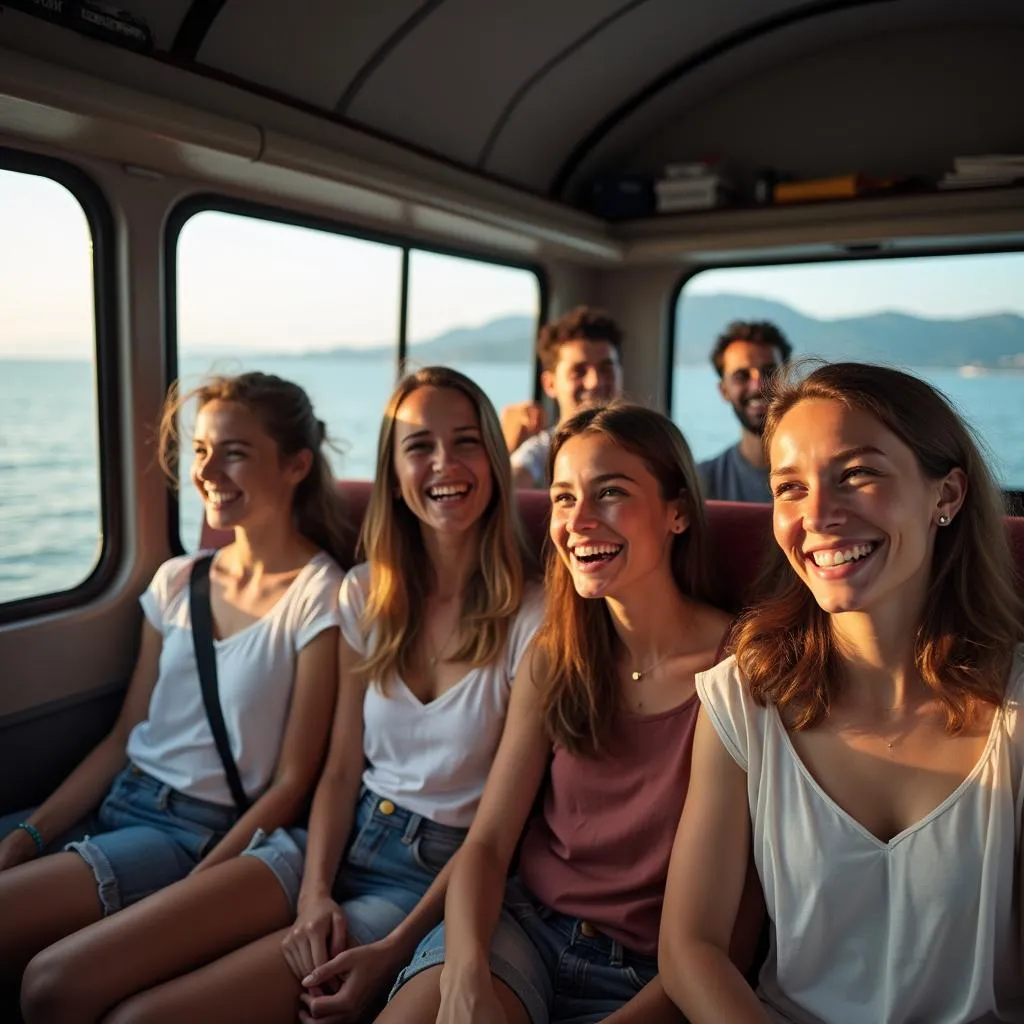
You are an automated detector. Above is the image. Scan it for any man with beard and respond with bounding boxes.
[502,306,624,488]
[698,320,792,502]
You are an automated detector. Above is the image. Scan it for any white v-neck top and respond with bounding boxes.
[126,551,344,806]
[340,562,544,827]
[696,649,1024,1024]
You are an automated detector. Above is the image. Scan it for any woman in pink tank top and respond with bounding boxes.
[380,402,764,1024]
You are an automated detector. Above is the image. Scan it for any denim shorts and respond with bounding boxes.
[243,786,467,947]
[392,876,658,1024]
[0,765,238,916]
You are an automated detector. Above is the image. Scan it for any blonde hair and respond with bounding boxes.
[733,361,1024,731]
[159,371,350,565]
[357,367,530,687]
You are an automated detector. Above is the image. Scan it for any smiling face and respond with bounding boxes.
[191,398,308,533]
[392,385,494,537]
[549,432,687,602]
[542,339,623,422]
[719,340,785,436]
[770,397,962,618]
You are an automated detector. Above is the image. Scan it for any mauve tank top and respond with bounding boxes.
[518,694,701,956]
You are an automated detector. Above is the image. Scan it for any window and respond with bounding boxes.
[173,208,404,548]
[0,164,104,606]
[406,249,539,415]
[672,253,1024,492]
[171,202,542,549]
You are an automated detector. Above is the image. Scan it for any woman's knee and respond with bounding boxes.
[20,943,93,1024]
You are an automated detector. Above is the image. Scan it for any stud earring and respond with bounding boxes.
[937,514,950,526]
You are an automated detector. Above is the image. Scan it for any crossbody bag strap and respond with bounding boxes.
[189,554,251,814]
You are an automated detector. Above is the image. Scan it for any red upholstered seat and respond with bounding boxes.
[199,481,1024,610]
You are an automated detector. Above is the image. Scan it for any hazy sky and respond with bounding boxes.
[3,165,1023,360]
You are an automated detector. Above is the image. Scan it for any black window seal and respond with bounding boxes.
[164,192,548,555]
[667,242,1024,503]
[0,148,121,625]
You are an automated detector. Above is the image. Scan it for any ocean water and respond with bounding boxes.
[1,356,1022,604]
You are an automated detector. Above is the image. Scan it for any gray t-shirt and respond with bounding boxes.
[510,429,552,489]
[698,444,771,503]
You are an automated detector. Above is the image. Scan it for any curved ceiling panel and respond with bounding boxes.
[344,0,630,167]
[630,26,1024,184]
[479,0,809,192]
[198,0,428,108]
[114,0,195,50]
[564,0,1024,198]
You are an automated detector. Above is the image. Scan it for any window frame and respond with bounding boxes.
[0,147,121,624]
[164,193,548,553]
[667,244,1024,510]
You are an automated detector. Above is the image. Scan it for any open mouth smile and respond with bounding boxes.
[805,540,882,577]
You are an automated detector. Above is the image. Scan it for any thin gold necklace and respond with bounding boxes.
[428,620,461,667]
[630,652,676,681]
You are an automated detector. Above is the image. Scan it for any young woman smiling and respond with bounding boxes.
[37,367,541,1024]
[5,372,347,1016]
[380,402,763,1024]
[659,362,1024,1024]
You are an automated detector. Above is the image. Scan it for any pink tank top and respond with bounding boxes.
[518,696,700,956]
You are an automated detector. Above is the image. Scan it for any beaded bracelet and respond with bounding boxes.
[15,822,44,856]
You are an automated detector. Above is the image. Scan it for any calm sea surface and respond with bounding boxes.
[1,356,1022,603]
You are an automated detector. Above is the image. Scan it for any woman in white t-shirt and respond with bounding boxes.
[659,362,1024,1024]
[41,367,541,1024]
[5,372,347,1018]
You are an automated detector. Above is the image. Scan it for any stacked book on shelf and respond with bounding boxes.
[654,162,732,213]
[939,155,1024,190]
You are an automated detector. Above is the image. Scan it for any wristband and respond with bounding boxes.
[15,822,44,856]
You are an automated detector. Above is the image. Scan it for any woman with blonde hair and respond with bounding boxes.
[382,401,763,1024]
[660,362,1024,1023]
[5,372,347,1016]
[21,366,541,1024]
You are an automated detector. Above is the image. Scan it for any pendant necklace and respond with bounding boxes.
[630,652,675,681]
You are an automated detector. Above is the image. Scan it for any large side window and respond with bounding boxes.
[672,253,1024,493]
[0,165,104,606]
[406,249,539,413]
[171,203,543,550]
[173,208,403,548]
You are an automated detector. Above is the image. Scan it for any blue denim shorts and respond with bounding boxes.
[0,765,238,916]
[243,787,467,947]
[392,876,658,1024]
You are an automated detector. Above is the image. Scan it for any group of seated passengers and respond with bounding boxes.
[501,307,790,504]
[0,353,1021,1024]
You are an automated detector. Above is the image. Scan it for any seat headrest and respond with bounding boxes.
[199,479,1024,610]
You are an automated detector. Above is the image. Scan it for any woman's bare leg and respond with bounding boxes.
[0,852,101,985]
[20,856,292,1024]
[101,927,300,1024]
[375,965,530,1024]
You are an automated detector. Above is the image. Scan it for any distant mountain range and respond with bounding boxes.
[267,295,1024,370]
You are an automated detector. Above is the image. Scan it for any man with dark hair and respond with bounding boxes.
[502,306,624,488]
[699,320,793,503]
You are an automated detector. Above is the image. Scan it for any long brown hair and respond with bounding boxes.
[733,361,1024,731]
[537,402,717,756]
[159,371,350,566]
[357,366,529,688]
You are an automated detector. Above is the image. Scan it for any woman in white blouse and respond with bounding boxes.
[660,362,1024,1024]
[35,367,542,1024]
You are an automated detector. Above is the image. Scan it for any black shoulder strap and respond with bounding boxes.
[189,554,251,814]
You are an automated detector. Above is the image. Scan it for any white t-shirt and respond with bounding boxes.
[126,551,344,807]
[340,562,544,828]
[510,429,552,489]
[695,650,1024,1024]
